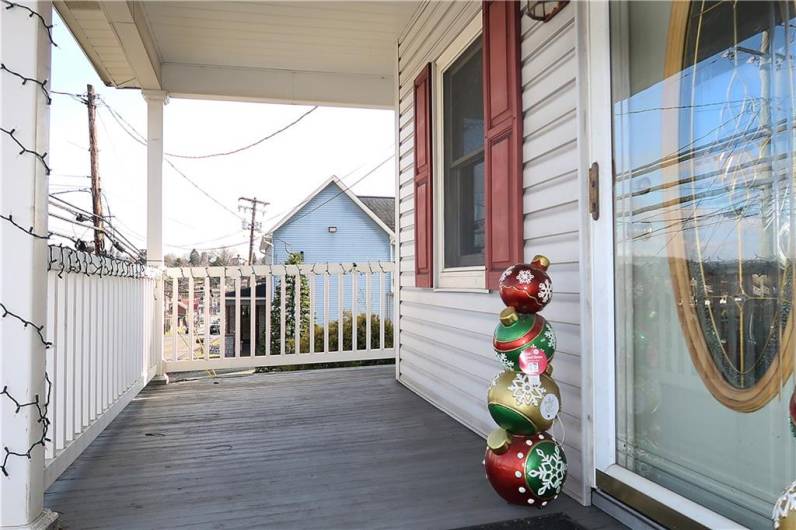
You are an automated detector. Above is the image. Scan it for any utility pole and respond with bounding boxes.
[86,84,105,255]
[238,196,269,265]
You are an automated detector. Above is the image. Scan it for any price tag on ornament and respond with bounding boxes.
[519,347,547,386]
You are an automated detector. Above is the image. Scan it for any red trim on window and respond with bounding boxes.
[483,1,524,290]
[413,63,434,288]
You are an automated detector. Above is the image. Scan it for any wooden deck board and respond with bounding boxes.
[46,366,622,530]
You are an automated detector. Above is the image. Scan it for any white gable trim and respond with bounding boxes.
[265,175,395,238]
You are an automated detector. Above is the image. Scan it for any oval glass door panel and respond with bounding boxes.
[666,0,795,411]
[611,1,796,527]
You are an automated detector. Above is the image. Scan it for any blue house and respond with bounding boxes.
[265,176,395,324]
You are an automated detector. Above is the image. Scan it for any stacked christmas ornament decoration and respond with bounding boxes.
[484,256,568,508]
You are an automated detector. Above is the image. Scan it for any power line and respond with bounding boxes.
[165,159,241,219]
[102,101,318,159]
[165,107,318,159]
[100,103,241,220]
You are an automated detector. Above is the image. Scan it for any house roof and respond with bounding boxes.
[357,196,395,231]
[266,176,395,238]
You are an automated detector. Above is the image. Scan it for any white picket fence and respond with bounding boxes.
[162,262,395,372]
[43,249,159,487]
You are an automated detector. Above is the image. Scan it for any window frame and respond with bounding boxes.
[433,13,486,291]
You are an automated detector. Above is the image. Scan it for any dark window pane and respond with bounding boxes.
[443,39,485,268]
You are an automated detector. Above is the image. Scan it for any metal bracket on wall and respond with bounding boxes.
[588,162,600,221]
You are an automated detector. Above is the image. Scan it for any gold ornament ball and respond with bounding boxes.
[488,370,561,435]
[774,481,796,530]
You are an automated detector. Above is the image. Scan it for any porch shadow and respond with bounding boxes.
[45,365,623,529]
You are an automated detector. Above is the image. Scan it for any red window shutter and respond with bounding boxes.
[483,1,524,290]
[413,63,434,288]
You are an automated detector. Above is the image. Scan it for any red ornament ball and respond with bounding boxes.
[790,389,796,436]
[498,256,552,314]
[484,429,567,508]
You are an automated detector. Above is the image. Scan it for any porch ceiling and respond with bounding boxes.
[54,1,420,108]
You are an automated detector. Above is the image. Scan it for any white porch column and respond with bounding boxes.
[0,2,58,529]
[142,90,167,266]
[142,91,168,381]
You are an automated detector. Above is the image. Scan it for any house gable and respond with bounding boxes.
[271,180,393,265]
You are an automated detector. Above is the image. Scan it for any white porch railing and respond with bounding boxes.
[162,262,395,372]
[43,248,159,487]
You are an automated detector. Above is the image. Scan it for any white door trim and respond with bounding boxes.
[585,0,617,474]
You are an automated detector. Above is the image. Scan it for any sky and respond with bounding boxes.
[48,11,395,260]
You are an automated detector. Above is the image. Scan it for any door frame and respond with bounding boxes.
[583,2,746,528]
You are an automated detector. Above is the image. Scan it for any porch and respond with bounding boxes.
[45,365,619,530]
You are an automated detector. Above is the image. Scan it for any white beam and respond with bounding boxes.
[0,2,58,528]
[161,63,394,109]
[100,2,161,90]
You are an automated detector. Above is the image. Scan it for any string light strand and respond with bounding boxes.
[0,213,51,240]
[2,1,57,46]
[0,374,51,477]
[0,127,50,174]
[0,303,52,349]
[0,63,51,104]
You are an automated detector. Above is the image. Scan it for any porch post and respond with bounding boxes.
[142,90,168,381]
[0,2,58,528]
[142,90,167,266]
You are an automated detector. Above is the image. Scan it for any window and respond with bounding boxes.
[443,39,485,268]
[435,15,485,289]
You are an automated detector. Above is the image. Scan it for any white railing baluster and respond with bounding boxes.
[379,269,385,350]
[87,276,95,423]
[45,272,57,460]
[66,274,76,442]
[188,274,195,361]
[265,272,271,356]
[280,272,286,355]
[337,268,344,352]
[235,275,241,358]
[308,270,315,354]
[365,269,371,353]
[323,272,329,354]
[351,266,357,353]
[76,274,84,434]
[78,276,91,424]
[203,275,210,360]
[250,272,256,356]
[171,277,177,362]
[294,268,300,355]
[220,272,226,358]
[57,273,67,451]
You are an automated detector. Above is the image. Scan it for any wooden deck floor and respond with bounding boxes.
[46,366,623,530]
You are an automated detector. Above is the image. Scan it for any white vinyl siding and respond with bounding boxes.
[396,1,587,502]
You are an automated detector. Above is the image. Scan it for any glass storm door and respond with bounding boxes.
[610,1,796,527]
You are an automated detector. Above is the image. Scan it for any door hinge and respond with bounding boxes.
[588,162,599,221]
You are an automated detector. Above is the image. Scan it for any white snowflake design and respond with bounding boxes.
[499,266,515,284]
[496,352,514,370]
[528,444,567,496]
[489,373,501,390]
[508,373,546,407]
[543,329,556,350]
[517,269,534,284]
[538,279,552,303]
[773,481,796,528]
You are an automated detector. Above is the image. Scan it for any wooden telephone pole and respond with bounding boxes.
[86,84,105,254]
[238,196,269,265]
